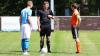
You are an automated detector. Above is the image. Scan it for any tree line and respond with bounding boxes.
[0,0,99,16]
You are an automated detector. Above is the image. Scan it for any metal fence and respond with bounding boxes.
[0,16,100,31]
[54,16,100,30]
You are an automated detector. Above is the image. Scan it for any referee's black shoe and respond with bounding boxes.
[48,50,51,53]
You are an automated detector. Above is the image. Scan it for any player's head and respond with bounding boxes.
[27,0,33,8]
[71,3,78,10]
[43,1,49,9]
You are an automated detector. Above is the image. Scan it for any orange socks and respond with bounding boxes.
[76,41,80,53]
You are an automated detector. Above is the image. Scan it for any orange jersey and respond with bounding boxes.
[71,9,80,26]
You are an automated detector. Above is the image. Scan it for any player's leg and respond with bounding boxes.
[75,27,80,53]
[40,36,45,51]
[24,24,31,52]
[46,36,51,53]
[21,38,30,52]
[21,25,25,52]
[40,26,45,51]
[75,38,80,53]
[71,26,80,53]
[21,24,31,54]
[46,26,51,53]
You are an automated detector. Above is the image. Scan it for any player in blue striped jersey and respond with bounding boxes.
[19,1,33,55]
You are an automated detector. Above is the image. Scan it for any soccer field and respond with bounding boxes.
[0,31,100,56]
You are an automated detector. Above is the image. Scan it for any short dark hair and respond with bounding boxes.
[43,1,49,5]
[71,3,78,9]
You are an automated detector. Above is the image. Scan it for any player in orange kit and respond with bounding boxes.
[70,3,81,53]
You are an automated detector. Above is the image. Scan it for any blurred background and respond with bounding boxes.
[0,0,100,16]
[0,1,100,56]
[0,0,100,31]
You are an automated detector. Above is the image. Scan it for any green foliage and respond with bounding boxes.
[0,0,99,16]
[0,0,33,16]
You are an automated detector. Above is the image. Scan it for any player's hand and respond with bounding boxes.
[48,15,53,18]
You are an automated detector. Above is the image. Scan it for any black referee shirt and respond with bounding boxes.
[37,9,53,26]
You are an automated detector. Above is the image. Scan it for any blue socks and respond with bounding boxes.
[21,38,30,52]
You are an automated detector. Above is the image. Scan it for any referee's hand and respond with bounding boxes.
[48,15,53,19]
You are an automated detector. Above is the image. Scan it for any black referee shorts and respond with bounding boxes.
[40,25,51,37]
[71,26,79,39]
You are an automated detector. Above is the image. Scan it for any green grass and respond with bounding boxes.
[0,31,100,56]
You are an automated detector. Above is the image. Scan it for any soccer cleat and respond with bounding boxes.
[48,50,51,53]
[23,51,29,55]
[76,51,80,54]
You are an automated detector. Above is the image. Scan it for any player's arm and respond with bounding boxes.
[48,10,54,19]
[28,16,34,29]
[37,10,41,31]
[27,10,34,30]
[19,16,22,29]
[28,16,32,25]
[27,10,32,25]
[76,15,81,26]
[48,15,54,19]
[37,16,41,31]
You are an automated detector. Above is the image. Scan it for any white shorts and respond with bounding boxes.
[21,24,31,39]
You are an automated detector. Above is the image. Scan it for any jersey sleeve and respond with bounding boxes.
[74,11,79,16]
[50,10,53,16]
[27,10,32,16]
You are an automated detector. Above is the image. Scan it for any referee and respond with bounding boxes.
[37,1,54,53]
